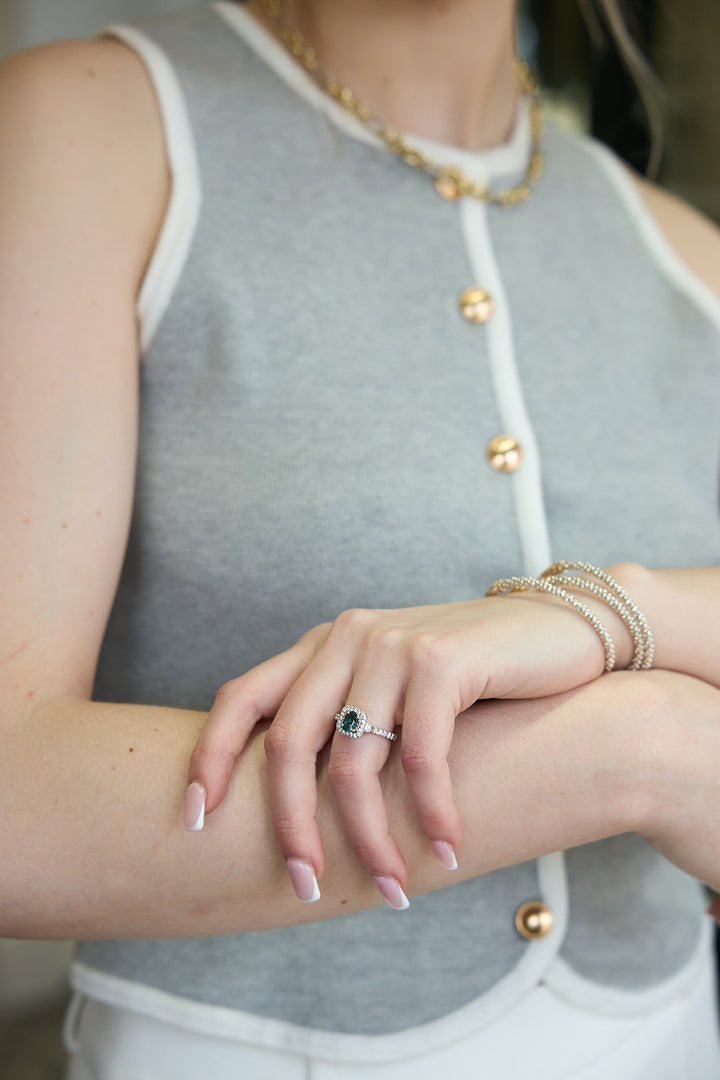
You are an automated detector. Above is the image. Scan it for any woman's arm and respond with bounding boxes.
[603,563,720,687]
[0,37,169,707]
[5,669,720,939]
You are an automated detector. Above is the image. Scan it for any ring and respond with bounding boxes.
[335,706,397,742]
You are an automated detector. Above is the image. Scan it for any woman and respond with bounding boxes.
[0,1,719,1076]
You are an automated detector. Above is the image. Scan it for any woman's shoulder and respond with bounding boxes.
[0,36,170,296]
[632,173,720,301]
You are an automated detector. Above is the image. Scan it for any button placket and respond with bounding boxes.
[458,198,565,968]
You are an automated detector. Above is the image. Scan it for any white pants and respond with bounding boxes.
[65,954,720,1080]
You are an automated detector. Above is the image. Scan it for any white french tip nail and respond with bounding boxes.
[184,782,206,832]
[308,878,321,902]
[432,840,458,871]
[287,857,322,903]
[373,875,410,910]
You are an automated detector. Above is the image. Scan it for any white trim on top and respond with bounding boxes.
[97,24,203,357]
[544,916,715,1018]
[459,198,554,578]
[71,891,564,1071]
[209,0,531,187]
[581,138,720,337]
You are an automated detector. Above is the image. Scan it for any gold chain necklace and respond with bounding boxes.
[257,0,544,206]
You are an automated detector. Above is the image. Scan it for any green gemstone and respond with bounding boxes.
[341,710,360,733]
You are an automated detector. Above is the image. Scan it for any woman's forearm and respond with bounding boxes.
[2,670,686,940]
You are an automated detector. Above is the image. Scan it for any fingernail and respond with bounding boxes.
[432,840,458,871]
[287,858,321,903]
[708,896,720,924]
[184,782,206,831]
[373,876,410,910]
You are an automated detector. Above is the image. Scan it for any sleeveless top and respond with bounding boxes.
[71,1,720,1063]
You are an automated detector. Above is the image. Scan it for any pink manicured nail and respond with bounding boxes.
[287,858,321,903]
[184,782,206,831]
[708,896,720,925]
[432,840,458,871]
[373,876,410,910]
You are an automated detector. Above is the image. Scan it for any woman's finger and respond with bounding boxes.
[400,661,463,867]
[265,614,405,899]
[185,626,329,828]
[264,639,358,893]
[324,642,410,901]
[328,695,408,904]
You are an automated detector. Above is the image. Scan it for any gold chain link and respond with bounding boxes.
[257,0,544,207]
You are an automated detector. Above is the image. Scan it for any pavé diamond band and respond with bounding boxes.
[335,706,397,742]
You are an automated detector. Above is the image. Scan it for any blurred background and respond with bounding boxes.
[530,0,720,221]
[0,1,718,1078]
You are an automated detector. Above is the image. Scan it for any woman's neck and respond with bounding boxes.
[246,0,519,150]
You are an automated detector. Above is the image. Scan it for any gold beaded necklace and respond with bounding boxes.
[256,0,544,206]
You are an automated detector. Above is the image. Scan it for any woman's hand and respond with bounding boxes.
[186,584,637,900]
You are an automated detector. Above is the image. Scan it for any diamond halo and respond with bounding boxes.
[334,706,397,742]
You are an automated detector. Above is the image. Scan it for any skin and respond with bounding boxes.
[246,0,520,149]
[0,2,719,943]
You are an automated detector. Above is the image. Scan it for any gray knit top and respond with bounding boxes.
[71,1,720,1062]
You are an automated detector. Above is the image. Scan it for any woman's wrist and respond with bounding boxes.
[528,560,659,673]
[598,561,654,669]
[493,561,649,673]
[608,562,720,687]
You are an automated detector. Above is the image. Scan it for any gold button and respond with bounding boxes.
[515,900,554,940]
[487,435,523,472]
[458,286,495,324]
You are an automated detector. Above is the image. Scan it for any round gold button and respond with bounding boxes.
[458,287,495,324]
[515,900,554,940]
[487,435,523,472]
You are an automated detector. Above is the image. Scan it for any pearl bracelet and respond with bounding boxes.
[486,574,616,672]
[540,561,654,670]
[486,562,654,673]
